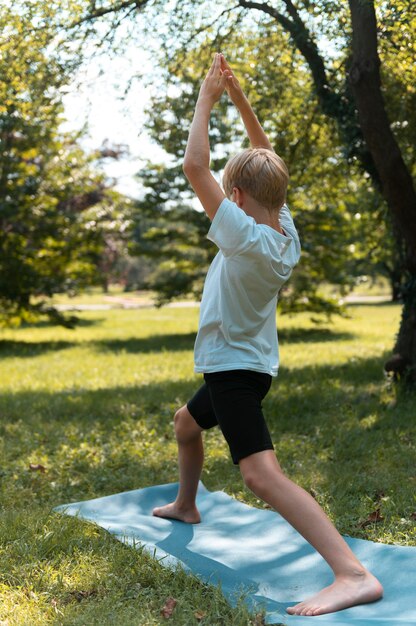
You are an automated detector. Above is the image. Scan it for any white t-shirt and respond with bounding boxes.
[194,198,301,376]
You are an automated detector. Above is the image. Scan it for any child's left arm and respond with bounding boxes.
[183,53,226,221]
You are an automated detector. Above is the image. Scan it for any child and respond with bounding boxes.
[153,53,383,617]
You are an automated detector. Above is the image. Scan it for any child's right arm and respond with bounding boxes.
[221,55,273,151]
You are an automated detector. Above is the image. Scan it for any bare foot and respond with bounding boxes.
[286,570,383,616]
[152,501,201,524]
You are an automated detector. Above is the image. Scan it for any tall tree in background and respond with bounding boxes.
[69,0,416,380]
[233,0,416,377]
[0,1,129,326]
[347,0,416,378]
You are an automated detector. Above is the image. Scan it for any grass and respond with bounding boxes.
[45,285,156,306]
[0,302,415,625]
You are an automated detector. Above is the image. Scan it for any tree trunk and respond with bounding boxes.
[389,267,404,303]
[348,0,416,383]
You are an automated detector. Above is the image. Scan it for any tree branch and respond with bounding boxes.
[70,0,150,28]
[238,0,293,31]
[166,5,242,75]
[238,0,330,105]
[238,0,379,184]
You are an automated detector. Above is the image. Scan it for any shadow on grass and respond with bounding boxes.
[20,317,102,329]
[0,354,393,442]
[2,349,414,533]
[96,333,197,354]
[2,316,411,624]
[278,327,354,343]
[0,327,353,361]
[0,339,78,357]
[264,353,391,429]
[84,328,352,355]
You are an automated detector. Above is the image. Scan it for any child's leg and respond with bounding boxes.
[239,450,383,616]
[153,405,203,523]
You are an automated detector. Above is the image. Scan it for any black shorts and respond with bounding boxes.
[187,369,274,465]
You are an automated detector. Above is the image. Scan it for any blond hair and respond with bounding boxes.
[222,147,289,212]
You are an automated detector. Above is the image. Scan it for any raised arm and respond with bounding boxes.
[220,55,273,151]
[183,53,226,221]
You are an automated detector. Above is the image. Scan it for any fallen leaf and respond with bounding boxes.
[51,598,64,616]
[29,463,46,473]
[194,610,206,621]
[359,508,384,528]
[161,597,177,619]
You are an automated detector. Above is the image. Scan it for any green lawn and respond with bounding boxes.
[0,304,415,625]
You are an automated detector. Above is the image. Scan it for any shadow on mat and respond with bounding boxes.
[155,517,294,618]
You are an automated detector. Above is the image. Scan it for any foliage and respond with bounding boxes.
[113,2,412,320]
[0,303,414,623]
[378,0,416,172]
[0,1,130,326]
[59,1,416,311]
[130,24,388,313]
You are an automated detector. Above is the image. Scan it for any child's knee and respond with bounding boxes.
[241,466,264,495]
[240,453,285,497]
[174,405,200,443]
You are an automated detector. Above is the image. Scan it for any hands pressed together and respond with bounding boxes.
[183,50,273,217]
[198,52,245,108]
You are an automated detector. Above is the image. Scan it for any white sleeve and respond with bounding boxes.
[207,198,258,257]
[279,204,301,263]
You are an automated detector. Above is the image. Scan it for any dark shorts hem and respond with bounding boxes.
[232,442,275,465]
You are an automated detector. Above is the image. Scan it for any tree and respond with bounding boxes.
[69,0,416,381]
[234,0,416,380]
[347,0,416,379]
[0,1,128,326]
[133,25,390,317]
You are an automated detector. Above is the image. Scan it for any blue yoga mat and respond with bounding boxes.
[55,482,416,625]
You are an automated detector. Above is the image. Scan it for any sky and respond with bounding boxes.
[61,44,167,199]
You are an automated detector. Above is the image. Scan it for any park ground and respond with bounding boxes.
[0,298,415,625]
